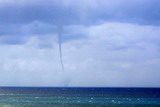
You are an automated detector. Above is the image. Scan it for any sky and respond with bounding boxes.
[0,0,160,87]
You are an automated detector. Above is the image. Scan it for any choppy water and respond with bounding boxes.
[0,87,160,107]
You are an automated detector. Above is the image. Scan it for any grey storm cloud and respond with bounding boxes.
[0,0,159,40]
[0,0,160,25]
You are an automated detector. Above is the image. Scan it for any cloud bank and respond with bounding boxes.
[0,22,160,87]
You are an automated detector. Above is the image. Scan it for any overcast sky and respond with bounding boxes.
[0,0,160,87]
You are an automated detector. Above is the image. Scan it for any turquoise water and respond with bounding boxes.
[0,87,160,107]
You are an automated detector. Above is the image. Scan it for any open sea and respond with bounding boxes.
[0,87,160,107]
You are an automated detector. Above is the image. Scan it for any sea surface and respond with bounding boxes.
[0,87,160,107]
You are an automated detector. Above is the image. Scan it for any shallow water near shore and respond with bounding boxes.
[0,87,160,107]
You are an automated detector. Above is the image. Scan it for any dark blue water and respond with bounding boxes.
[0,87,160,107]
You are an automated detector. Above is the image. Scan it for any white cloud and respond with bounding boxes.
[0,22,160,87]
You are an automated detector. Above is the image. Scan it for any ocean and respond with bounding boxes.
[0,87,160,107]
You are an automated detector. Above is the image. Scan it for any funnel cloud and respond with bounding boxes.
[57,25,64,71]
